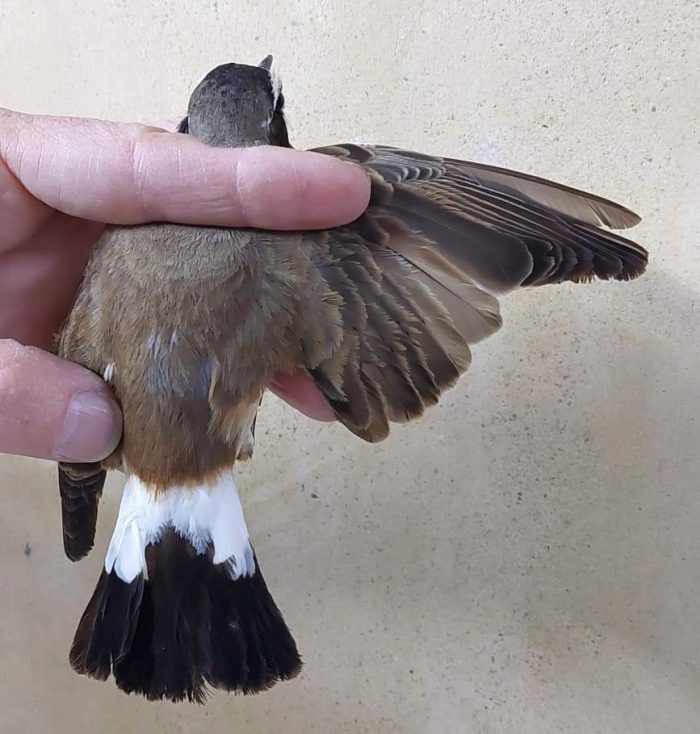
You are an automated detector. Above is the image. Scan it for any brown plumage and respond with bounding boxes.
[56,58,648,702]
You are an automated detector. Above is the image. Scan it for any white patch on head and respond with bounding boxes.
[269,66,281,108]
[265,63,282,126]
[103,362,116,382]
[104,471,255,583]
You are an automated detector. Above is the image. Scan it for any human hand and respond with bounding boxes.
[0,109,368,463]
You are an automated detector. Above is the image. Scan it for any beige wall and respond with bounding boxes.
[0,1,698,732]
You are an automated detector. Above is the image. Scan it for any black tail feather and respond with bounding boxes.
[58,463,106,562]
[207,560,303,693]
[69,530,301,703]
[70,570,144,681]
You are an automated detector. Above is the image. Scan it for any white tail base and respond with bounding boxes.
[104,471,255,584]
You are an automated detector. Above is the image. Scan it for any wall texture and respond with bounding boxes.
[0,1,698,732]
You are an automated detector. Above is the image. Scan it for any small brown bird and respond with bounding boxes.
[57,56,648,703]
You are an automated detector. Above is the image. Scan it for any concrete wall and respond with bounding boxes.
[0,1,698,732]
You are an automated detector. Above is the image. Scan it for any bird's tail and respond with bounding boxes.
[69,472,301,703]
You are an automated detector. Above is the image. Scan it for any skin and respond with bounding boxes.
[0,108,370,463]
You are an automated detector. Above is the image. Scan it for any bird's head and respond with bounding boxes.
[178,55,290,148]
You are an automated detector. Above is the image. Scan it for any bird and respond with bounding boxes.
[56,55,648,703]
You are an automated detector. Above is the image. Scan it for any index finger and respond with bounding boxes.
[0,108,371,232]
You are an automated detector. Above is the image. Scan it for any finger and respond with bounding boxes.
[0,144,55,252]
[0,215,102,347]
[268,369,336,422]
[150,117,183,133]
[0,340,122,462]
[0,108,371,234]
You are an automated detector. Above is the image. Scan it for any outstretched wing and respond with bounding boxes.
[299,143,647,441]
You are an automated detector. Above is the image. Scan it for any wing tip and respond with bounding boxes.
[602,204,642,231]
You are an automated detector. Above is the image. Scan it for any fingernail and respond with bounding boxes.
[54,392,122,462]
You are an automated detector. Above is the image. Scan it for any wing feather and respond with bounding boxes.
[299,143,647,441]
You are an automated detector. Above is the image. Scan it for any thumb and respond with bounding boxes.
[0,340,122,463]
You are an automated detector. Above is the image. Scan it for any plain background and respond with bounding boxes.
[0,1,698,732]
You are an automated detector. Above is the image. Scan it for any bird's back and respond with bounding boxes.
[58,221,317,485]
